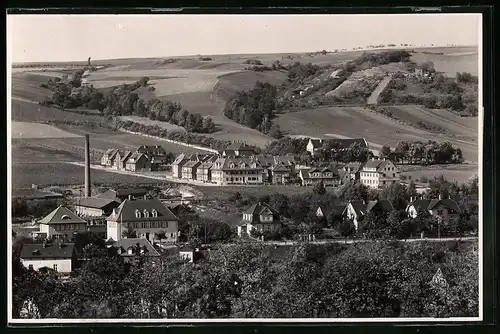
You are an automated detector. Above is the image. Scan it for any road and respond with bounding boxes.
[367,76,392,105]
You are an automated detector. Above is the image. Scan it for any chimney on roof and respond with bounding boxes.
[438,193,442,200]
[410,196,413,202]
[144,195,147,200]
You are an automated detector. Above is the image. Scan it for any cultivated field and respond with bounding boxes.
[11,122,82,139]
[399,163,478,183]
[410,46,478,77]
[275,106,478,162]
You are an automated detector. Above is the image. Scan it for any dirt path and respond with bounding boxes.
[367,76,392,105]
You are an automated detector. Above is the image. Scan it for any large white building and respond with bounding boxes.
[37,206,88,240]
[359,159,400,189]
[106,198,179,243]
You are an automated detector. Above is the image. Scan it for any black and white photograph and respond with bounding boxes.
[7,12,483,323]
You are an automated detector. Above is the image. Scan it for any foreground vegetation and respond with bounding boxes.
[12,237,478,319]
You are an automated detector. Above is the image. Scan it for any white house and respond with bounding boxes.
[237,202,282,237]
[359,158,400,189]
[343,200,394,230]
[406,195,462,223]
[20,241,76,273]
[37,206,88,240]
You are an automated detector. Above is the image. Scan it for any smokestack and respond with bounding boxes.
[84,134,91,198]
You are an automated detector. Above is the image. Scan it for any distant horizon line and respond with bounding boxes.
[11,44,478,65]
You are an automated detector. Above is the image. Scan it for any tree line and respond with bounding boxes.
[380,140,464,165]
[12,237,478,319]
[40,73,216,133]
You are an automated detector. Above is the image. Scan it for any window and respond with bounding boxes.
[170,233,174,238]
[28,264,34,270]
[393,173,396,177]
[135,209,141,218]
[53,264,58,272]
[144,209,149,218]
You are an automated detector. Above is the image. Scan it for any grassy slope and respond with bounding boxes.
[275,106,478,162]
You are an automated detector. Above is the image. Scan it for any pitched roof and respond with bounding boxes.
[12,188,63,200]
[363,159,393,171]
[20,242,75,259]
[309,139,323,148]
[183,161,201,169]
[272,162,290,172]
[120,151,132,163]
[172,153,187,165]
[243,202,280,216]
[39,206,87,225]
[107,198,179,222]
[137,145,167,156]
[75,197,119,209]
[97,188,148,200]
[347,200,367,217]
[212,157,263,170]
[343,162,365,173]
[128,152,148,162]
[113,238,160,257]
[409,198,461,213]
[317,202,344,217]
[365,200,394,213]
[326,138,367,149]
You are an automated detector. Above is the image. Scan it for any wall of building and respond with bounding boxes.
[75,206,103,217]
[108,220,178,243]
[21,258,73,273]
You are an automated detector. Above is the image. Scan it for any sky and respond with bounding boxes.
[8,14,481,63]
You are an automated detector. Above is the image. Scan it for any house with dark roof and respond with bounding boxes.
[181,160,202,180]
[298,167,341,187]
[37,206,88,239]
[137,145,168,171]
[271,162,293,185]
[97,188,149,202]
[101,149,119,167]
[75,197,120,217]
[106,198,179,243]
[113,151,132,170]
[220,142,256,157]
[125,152,151,172]
[315,202,345,222]
[343,199,394,230]
[196,155,218,183]
[20,241,77,273]
[13,186,64,201]
[237,202,282,237]
[306,138,368,155]
[360,158,400,189]
[406,195,462,223]
[171,153,209,178]
[111,238,160,264]
[342,162,365,182]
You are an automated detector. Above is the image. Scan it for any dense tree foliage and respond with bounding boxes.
[223,82,278,134]
[382,140,463,165]
[13,239,478,319]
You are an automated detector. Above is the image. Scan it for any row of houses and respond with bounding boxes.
[101,145,169,172]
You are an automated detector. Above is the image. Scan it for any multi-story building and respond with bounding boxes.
[125,152,151,172]
[210,157,264,185]
[171,153,209,178]
[360,158,400,189]
[106,198,179,244]
[37,206,88,240]
[113,151,132,170]
[237,202,282,237]
[97,188,148,202]
[271,162,292,184]
[298,167,341,187]
[137,145,168,171]
[101,149,119,167]
[181,160,202,180]
[342,162,365,182]
[196,155,218,183]
[406,195,462,223]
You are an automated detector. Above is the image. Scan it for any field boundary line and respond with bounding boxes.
[118,128,219,154]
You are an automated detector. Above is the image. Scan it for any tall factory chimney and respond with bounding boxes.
[84,134,91,198]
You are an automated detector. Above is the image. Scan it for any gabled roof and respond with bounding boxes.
[20,242,75,259]
[128,152,148,162]
[363,159,396,171]
[172,153,187,165]
[113,238,160,257]
[301,167,339,179]
[343,162,365,173]
[409,198,461,213]
[308,139,323,148]
[243,202,280,216]
[39,206,87,225]
[108,149,119,161]
[346,200,367,217]
[107,198,179,222]
[365,200,394,213]
[120,151,133,163]
[183,160,202,169]
[75,197,119,209]
[272,162,290,172]
[317,202,344,217]
[137,145,167,156]
[212,157,263,170]
[97,188,148,200]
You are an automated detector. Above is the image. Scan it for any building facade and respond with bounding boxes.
[360,159,400,189]
[125,152,151,172]
[211,157,264,185]
[299,167,341,187]
[106,198,179,243]
[237,202,282,237]
[20,242,77,273]
[406,196,462,223]
[37,206,88,240]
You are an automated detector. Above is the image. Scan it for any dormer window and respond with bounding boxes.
[152,209,158,217]
[127,247,134,255]
[143,209,150,218]
[135,209,141,218]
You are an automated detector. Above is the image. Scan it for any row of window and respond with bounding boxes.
[54,224,86,231]
[124,221,169,229]
[135,209,158,218]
